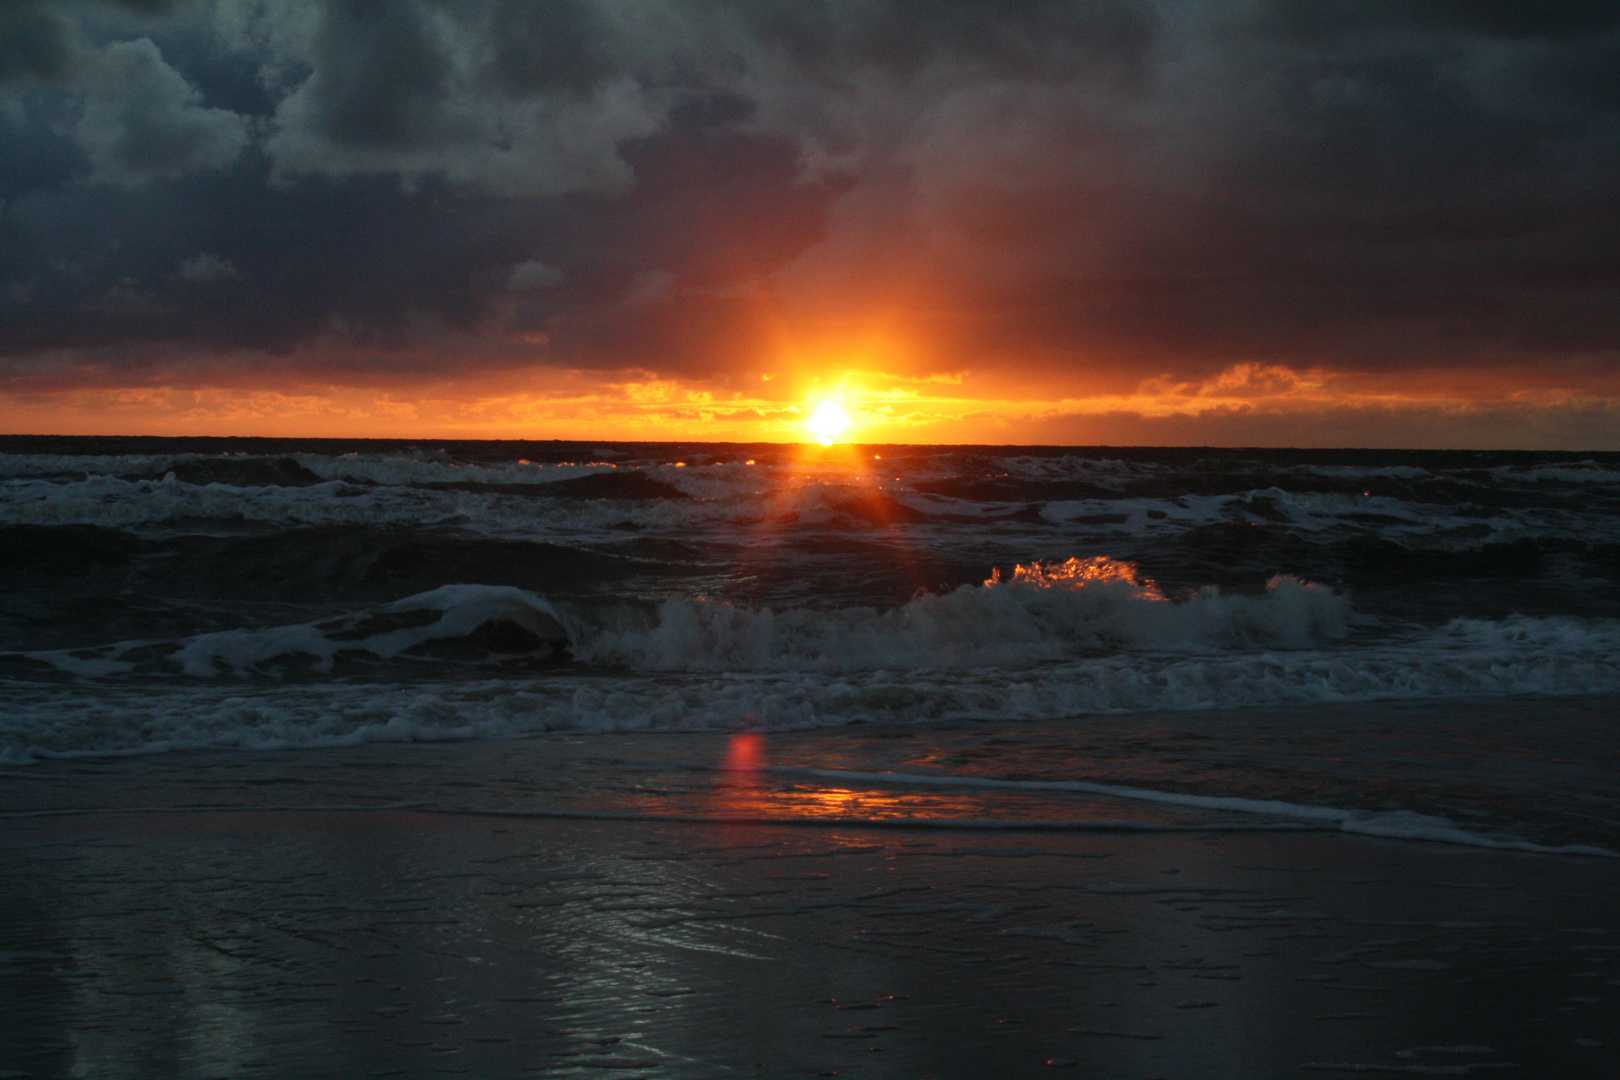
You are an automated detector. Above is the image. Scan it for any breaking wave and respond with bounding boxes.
[574,558,1349,671]
[11,559,1351,679]
[5,555,1619,762]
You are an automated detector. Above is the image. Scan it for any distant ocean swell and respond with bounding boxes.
[4,451,1620,553]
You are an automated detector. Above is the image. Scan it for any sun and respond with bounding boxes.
[806,397,853,445]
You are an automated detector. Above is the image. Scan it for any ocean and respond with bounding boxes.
[3,435,1619,855]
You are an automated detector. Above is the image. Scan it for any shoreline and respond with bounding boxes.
[6,693,1620,853]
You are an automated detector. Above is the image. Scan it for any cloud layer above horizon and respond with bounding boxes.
[2,0,1619,445]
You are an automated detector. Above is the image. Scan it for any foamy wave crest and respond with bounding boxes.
[9,621,1620,764]
[1490,462,1620,486]
[7,617,1620,761]
[18,585,570,678]
[574,559,1351,672]
[11,560,1350,679]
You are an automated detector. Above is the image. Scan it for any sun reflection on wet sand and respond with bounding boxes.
[712,729,768,816]
[720,730,766,783]
[701,742,1200,824]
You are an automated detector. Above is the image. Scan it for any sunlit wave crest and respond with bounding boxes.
[986,556,1157,595]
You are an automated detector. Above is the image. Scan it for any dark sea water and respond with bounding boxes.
[3,435,1619,854]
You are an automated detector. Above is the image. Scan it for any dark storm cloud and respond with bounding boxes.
[483,0,613,98]
[1261,0,1620,42]
[76,37,249,183]
[1,0,1618,391]
[0,5,75,83]
[0,84,833,377]
[806,0,1620,378]
[730,0,1157,82]
[0,0,191,86]
[296,0,453,150]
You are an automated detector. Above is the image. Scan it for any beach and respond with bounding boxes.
[4,702,1618,1080]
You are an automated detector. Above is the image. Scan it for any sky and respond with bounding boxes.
[2,0,1619,447]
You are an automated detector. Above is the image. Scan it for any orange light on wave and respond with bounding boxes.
[986,556,1162,597]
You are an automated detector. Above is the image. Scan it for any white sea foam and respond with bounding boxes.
[1490,462,1620,486]
[572,564,1351,671]
[6,604,1620,765]
[25,584,569,678]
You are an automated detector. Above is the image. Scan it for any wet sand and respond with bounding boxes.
[3,740,1618,1079]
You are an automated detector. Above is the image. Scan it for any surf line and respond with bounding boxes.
[720,766,1619,858]
[441,806,1321,832]
[0,802,433,819]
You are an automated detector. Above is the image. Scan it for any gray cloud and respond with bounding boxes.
[742,0,1620,376]
[177,252,239,282]
[1258,0,1620,43]
[0,4,74,84]
[505,259,564,291]
[262,0,666,196]
[727,0,1159,84]
[292,0,451,151]
[75,37,249,185]
[481,0,614,98]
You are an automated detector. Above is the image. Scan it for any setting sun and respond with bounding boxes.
[805,398,853,445]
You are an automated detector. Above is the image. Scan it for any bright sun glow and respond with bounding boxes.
[806,398,853,445]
